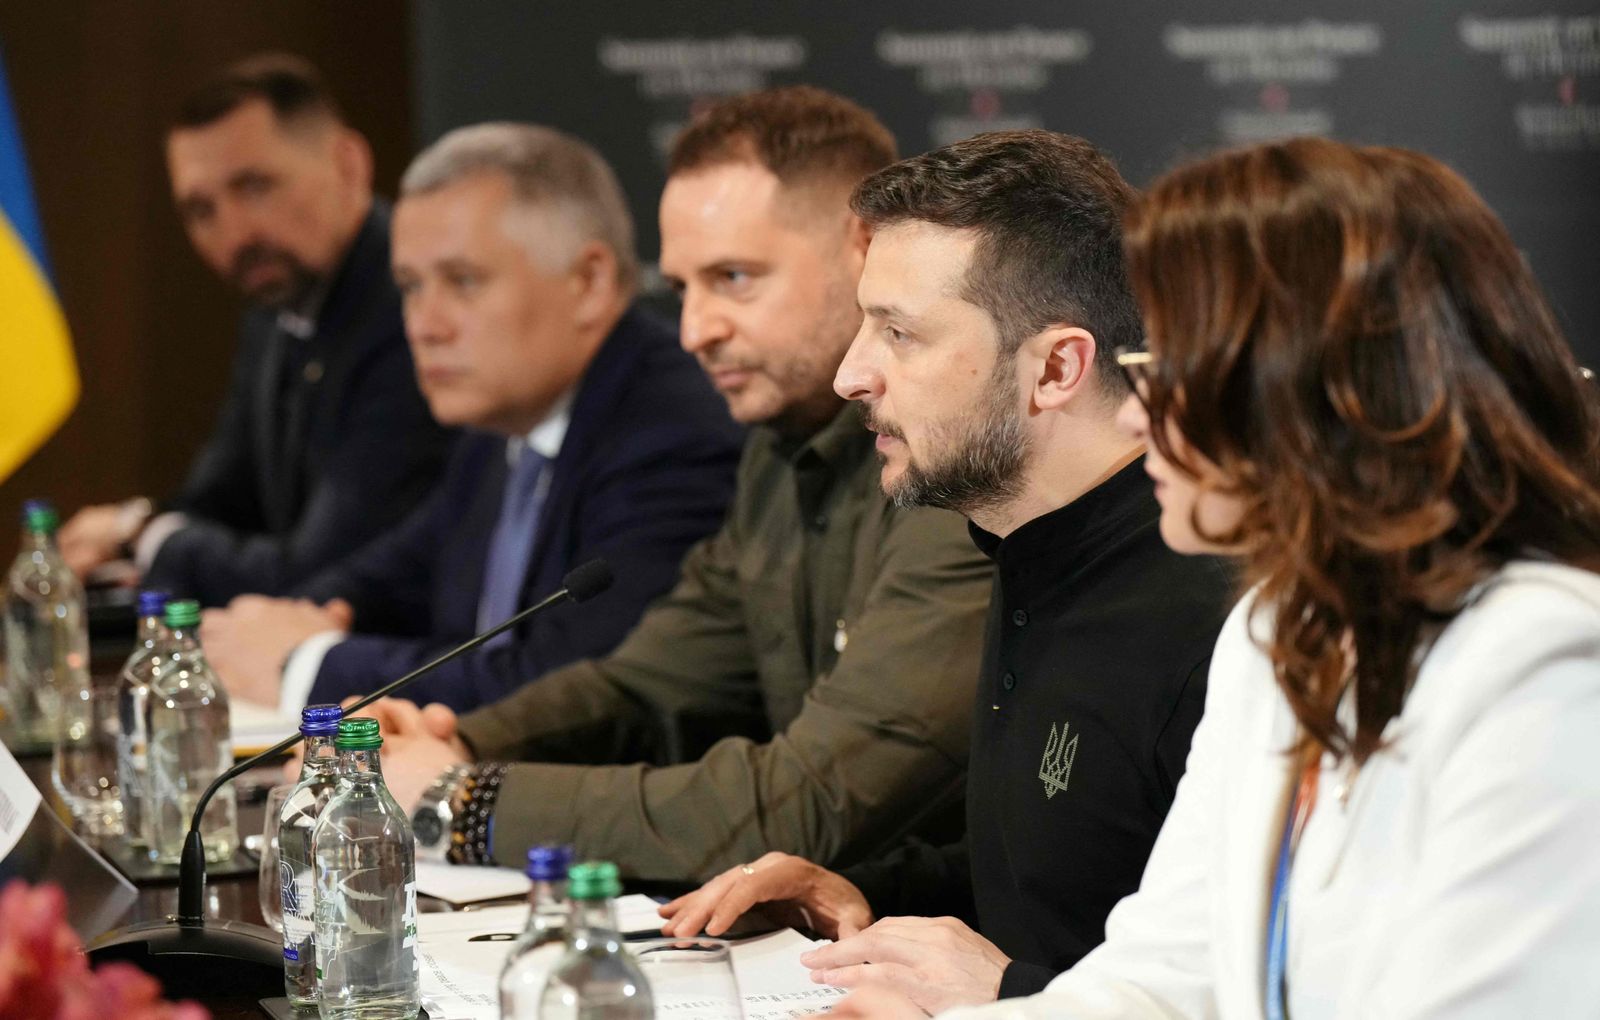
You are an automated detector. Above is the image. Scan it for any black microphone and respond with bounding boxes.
[87,560,614,998]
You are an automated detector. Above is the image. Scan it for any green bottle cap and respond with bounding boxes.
[21,500,58,535]
[566,860,622,901]
[163,599,201,629]
[335,716,383,750]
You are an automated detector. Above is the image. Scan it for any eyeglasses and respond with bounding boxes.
[1114,346,1154,411]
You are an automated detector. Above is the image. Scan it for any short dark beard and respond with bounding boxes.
[866,359,1031,519]
[230,242,321,308]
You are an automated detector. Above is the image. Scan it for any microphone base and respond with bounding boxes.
[87,917,284,998]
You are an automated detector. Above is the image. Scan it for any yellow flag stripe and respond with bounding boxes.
[0,212,79,481]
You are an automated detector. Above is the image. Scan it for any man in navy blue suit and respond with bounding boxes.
[59,54,454,604]
[198,122,743,713]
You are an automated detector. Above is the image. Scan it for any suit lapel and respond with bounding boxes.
[255,206,391,534]
[253,325,292,530]
[521,308,651,599]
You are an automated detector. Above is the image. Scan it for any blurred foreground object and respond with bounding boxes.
[0,879,207,1019]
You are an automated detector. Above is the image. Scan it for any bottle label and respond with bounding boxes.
[115,738,145,792]
[403,880,418,949]
[281,865,316,949]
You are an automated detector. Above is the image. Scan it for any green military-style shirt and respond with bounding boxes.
[456,403,995,882]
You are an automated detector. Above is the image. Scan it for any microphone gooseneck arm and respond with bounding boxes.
[175,562,612,924]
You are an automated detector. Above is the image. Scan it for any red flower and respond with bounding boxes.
[0,880,208,1020]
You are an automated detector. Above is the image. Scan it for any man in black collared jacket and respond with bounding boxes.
[59,55,452,604]
[658,130,1235,1010]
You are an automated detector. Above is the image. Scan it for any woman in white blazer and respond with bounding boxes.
[835,139,1600,1019]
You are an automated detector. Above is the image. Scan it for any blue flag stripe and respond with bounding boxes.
[0,46,52,281]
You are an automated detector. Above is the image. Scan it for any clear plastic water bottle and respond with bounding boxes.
[279,703,344,1010]
[146,599,238,864]
[3,500,89,746]
[499,844,576,1019]
[116,589,169,852]
[537,861,653,1020]
[312,717,419,1020]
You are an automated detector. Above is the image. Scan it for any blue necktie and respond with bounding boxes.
[478,442,551,638]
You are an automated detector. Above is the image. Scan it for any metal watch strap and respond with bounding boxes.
[411,762,472,861]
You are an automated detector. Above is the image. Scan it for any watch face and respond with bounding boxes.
[413,809,443,847]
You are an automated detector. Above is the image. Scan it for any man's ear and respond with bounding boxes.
[847,212,872,255]
[333,127,374,196]
[568,239,622,328]
[840,212,873,275]
[1030,326,1097,412]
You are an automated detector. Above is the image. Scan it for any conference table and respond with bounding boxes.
[9,629,790,1018]
[4,624,484,1016]
[18,745,820,1020]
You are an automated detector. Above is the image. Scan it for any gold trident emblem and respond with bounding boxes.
[1039,721,1079,800]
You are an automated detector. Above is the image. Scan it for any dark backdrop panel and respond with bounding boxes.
[414,0,1600,366]
[0,1,414,553]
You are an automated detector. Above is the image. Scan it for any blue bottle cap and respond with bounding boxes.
[137,590,170,618]
[525,844,575,882]
[300,703,343,737]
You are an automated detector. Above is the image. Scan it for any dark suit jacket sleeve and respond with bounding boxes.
[148,332,447,604]
[843,836,976,923]
[290,454,452,634]
[304,424,741,711]
[163,323,269,532]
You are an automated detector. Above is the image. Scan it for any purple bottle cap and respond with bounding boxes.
[137,590,170,618]
[300,703,343,737]
[526,844,575,882]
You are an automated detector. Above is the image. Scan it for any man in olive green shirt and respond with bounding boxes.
[370,87,994,882]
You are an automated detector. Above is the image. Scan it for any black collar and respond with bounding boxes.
[969,457,1157,592]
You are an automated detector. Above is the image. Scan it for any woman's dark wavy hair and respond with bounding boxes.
[1124,136,1600,763]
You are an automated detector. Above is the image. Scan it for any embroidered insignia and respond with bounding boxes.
[1039,721,1079,799]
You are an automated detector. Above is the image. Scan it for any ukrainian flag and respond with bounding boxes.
[0,48,77,484]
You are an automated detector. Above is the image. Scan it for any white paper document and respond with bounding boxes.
[728,929,848,1019]
[417,905,522,1019]
[0,742,44,862]
[415,862,532,906]
[615,892,676,934]
[414,866,675,923]
[415,902,844,1020]
[0,741,137,939]
[229,698,300,756]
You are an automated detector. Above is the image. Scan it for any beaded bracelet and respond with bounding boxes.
[447,762,510,866]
